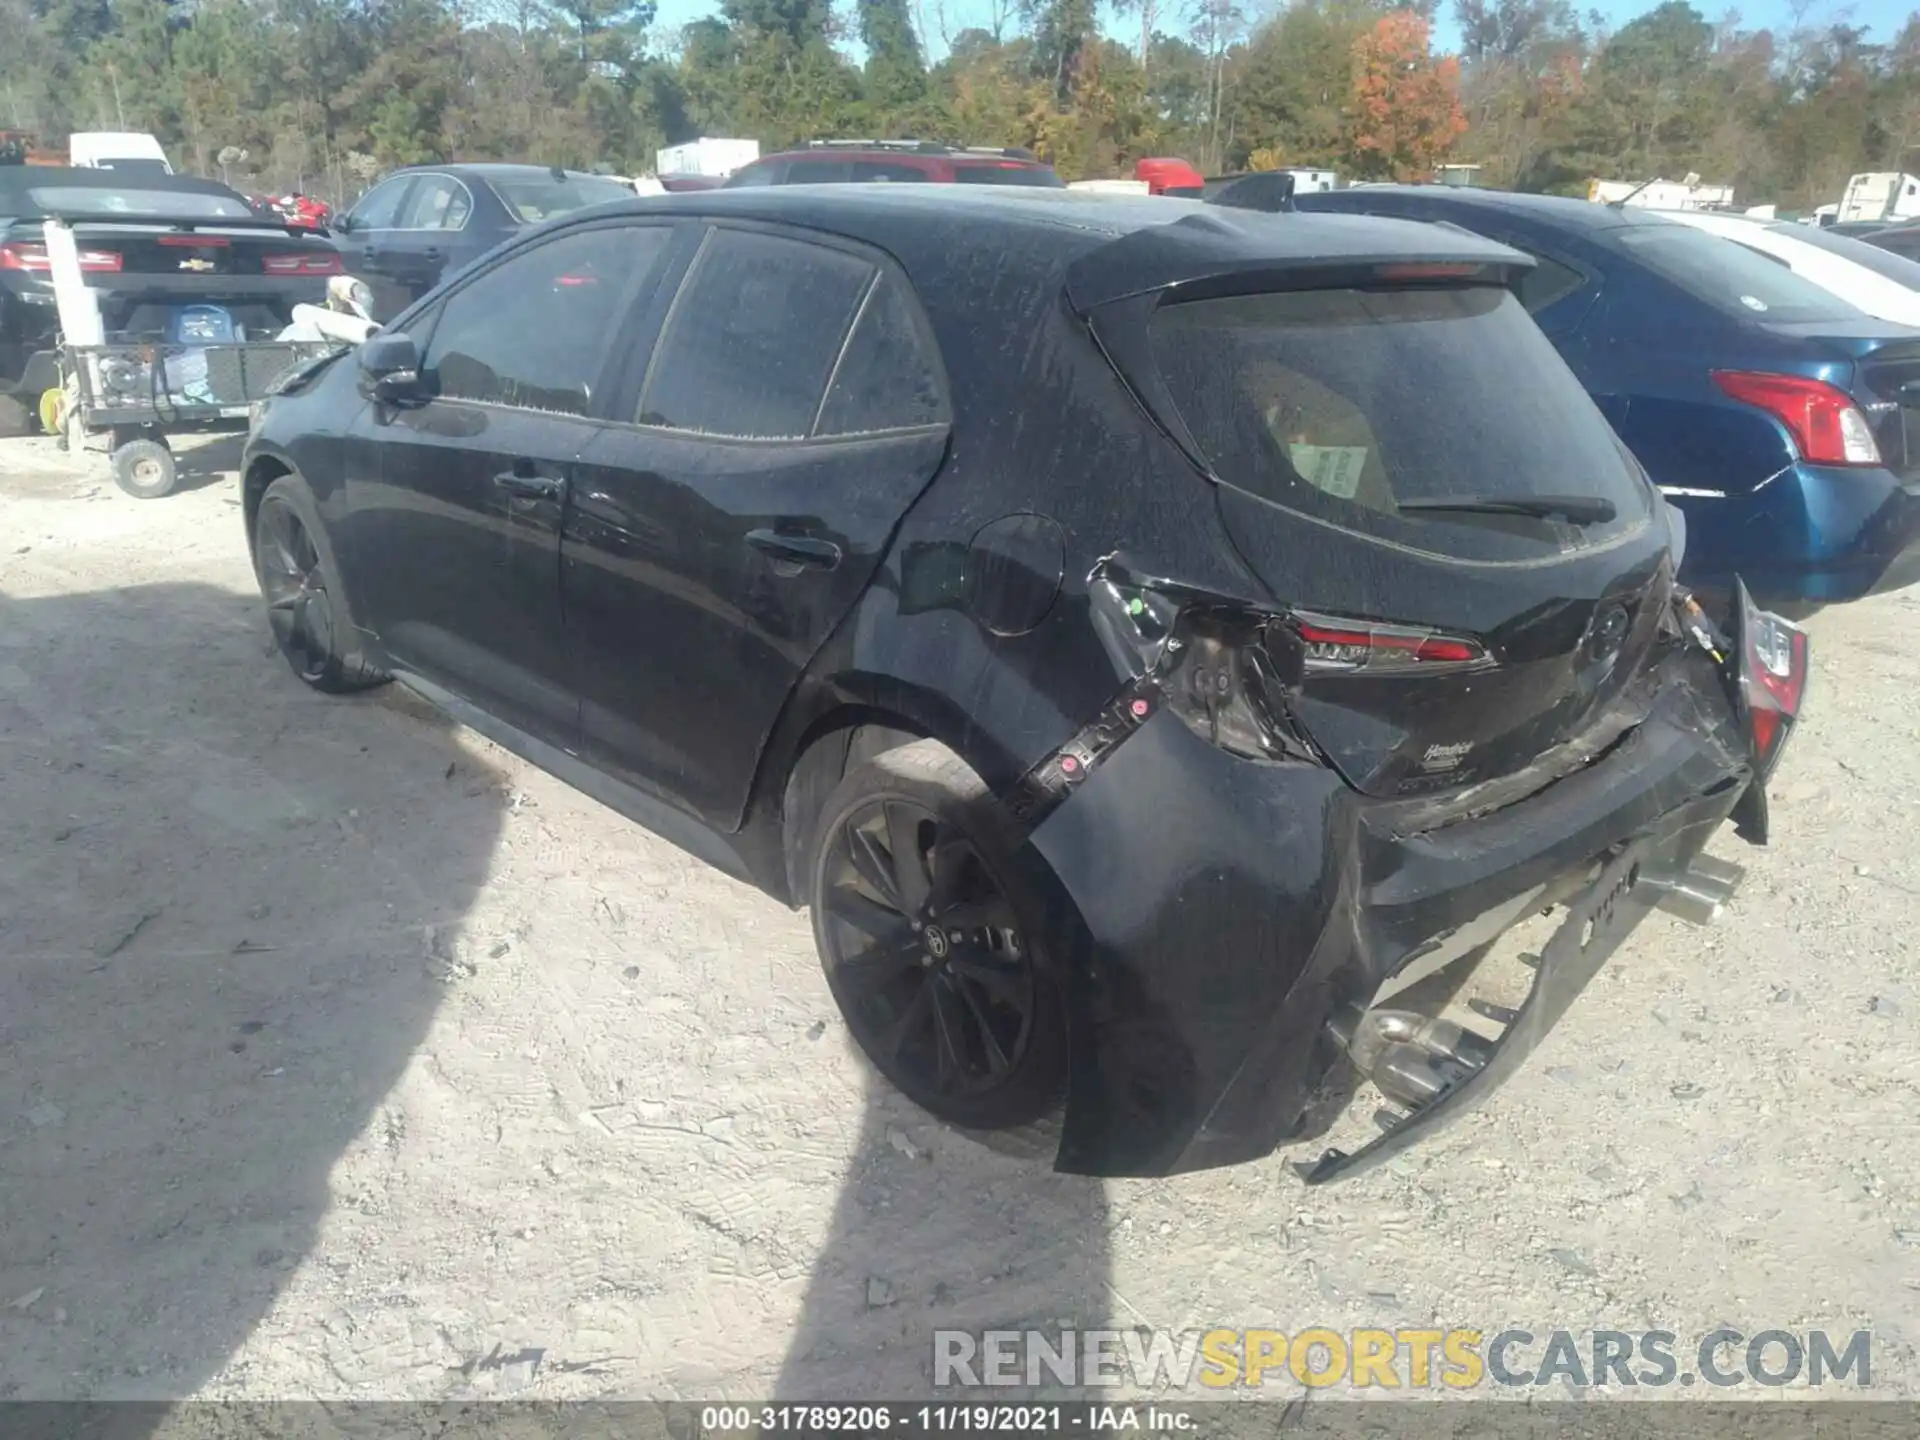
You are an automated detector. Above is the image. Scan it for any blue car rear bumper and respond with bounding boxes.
[1673,463,1920,607]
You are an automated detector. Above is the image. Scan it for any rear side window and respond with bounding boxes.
[853,160,931,182]
[639,229,874,438]
[952,163,1065,188]
[425,224,671,414]
[1514,253,1587,313]
[816,275,949,435]
[1615,224,1863,323]
[1149,285,1651,562]
[781,159,854,184]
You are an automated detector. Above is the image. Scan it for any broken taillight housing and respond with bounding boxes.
[1731,581,1809,782]
[1087,559,1494,763]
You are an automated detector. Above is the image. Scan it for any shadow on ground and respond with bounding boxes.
[165,433,247,495]
[769,1089,1113,1398]
[0,581,504,1406]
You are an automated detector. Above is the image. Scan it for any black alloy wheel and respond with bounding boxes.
[817,796,1043,1124]
[256,494,342,687]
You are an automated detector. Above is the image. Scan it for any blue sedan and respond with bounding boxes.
[1294,186,1920,611]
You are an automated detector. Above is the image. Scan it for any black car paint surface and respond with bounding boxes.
[329,163,638,323]
[244,187,1774,1178]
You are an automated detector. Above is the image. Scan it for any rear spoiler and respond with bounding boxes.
[26,207,317,239]
[1063,208,1533,312]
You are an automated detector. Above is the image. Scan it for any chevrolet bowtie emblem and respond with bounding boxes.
[178,257,216,272]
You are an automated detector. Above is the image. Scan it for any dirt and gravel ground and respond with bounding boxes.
[1,431,1917,1409]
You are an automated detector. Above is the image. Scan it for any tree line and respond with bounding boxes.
[4,0,1918,211]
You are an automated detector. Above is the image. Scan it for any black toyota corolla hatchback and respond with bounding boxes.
[242,187,1809,1181]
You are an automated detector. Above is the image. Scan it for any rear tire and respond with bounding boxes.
[252,474,390,694]
[110,439,177,499]
[807,739,1067,1131]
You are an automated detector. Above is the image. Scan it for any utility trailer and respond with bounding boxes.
[39,215,337,498]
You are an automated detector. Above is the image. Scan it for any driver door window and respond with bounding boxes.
[423,224,674,416]
[348,177,412,231]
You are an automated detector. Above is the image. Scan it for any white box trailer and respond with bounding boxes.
[1587,177,1735,211]
[1837,172,1920,224]
[1285,169,1337,193]
[655,138,760,178]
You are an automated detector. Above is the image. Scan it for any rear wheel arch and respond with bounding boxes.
[776,706,931,904]
[242,455,294,560]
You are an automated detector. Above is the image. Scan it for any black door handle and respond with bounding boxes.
[746,528,842,570]
[493,464,566,501]
[421,247,444,261]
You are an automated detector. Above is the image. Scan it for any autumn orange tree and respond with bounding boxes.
[1348,9,1469,181]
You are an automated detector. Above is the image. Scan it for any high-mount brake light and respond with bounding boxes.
[0,242,121,273]
[1712,370,1881,467]
[159,234,230,247]
[1373,263,1487,281]
[1287,611,1490,673]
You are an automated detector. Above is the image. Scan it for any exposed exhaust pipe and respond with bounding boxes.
[1329,1005,1497,1112]
[1637,853,1745,927]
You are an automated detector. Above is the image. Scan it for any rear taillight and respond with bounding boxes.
[1287,611,1490,672]
[262,252,343,275]
[1732,584,1809,781]
[1086,559,1494,763]
[0,242,122,273]
[1713,370,1881,467]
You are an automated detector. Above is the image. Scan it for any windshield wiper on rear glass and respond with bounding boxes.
[1398,494,1618,525]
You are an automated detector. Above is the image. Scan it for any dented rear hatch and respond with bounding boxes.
[1070,215,1678,799]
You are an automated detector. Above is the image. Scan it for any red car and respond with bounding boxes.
[724,140,1063,188]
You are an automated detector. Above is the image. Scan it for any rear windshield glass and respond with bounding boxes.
[23,186,254,219]
[1778,222,1920,289]
[489,175,634,224]
[1614,223,1863,323]
[1149,285,1651,562]
[953,163,1064,188]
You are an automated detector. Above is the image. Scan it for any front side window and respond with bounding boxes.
[1149,285,1651,561]
[424,224,672,415]
[638,230,875,438]
[349,178,412,230]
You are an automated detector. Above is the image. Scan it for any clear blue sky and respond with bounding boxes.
[647,0,1916,67]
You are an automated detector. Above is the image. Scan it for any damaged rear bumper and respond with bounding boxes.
[1021,646,1754,1180]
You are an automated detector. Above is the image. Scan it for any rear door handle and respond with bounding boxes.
[493,463,566,501]
[420,247,444,261]
[746,528,841,570]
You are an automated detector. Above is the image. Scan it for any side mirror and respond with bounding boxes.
[359,331,423,402]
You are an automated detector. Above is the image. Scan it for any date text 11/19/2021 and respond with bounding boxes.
[699,1405,1195,1433]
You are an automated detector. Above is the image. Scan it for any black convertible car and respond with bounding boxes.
[0,166,340,435]
[241,187,1807,1180]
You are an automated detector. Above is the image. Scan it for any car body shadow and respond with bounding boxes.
[0,582,503,1407]
[769,1082,1112,1401]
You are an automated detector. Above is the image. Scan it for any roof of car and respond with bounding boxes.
[0,166,254,218]
[1316,184,1681,233]
[389,163,613,182]
[558,186,1528,311]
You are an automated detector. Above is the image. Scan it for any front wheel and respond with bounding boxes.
[253,474,390,694]
[807,739,1067,1131]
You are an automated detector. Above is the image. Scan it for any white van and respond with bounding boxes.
[68,132,174,176]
